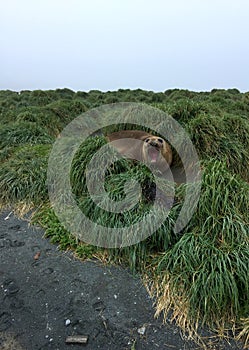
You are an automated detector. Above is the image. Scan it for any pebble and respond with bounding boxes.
[138,326,146,335]
[65,319,71,326]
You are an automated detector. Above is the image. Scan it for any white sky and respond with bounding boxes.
[1,0,248,92]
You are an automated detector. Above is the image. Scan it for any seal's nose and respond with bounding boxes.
[150,140,159,147]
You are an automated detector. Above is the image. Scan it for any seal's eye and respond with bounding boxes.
[158,138,164,143]
[145,138,150,143]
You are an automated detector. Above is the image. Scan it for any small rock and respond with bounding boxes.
[34,252,41,260]
[65,319,71,326]
[138,326,146,335]
[114,294,118,299]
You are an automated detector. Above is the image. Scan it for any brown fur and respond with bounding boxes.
[106,130,172,172]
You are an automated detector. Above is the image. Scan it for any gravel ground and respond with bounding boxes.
[0,210,244,350]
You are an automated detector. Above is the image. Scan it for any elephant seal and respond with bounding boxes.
[106,130,172,172]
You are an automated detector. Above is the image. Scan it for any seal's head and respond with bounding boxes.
[142,135,171,166]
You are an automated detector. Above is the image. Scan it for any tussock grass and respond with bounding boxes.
[32,204,99,259]
[7,132,248,345]
[1,99,87,137]
[15,108,62,137]
[69,135,185,269]
[149,160,249,343]
[0,121,54,148]
[0,144,51,211]
[238,318,249,345]
[187,114,249,181]
[71,143,249,344]
[0,146,13,162]
[1,89,249,347]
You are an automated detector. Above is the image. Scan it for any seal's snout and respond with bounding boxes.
[146,139,163,149]
[150,140,158,147]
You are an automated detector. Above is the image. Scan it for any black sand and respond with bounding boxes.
[0,210,243,350]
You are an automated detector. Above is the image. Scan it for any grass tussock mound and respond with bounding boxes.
[0,144,51,210]
[69,136,180,265]
[151,161,249,336]
[0,121,54,149]
[187,114,249,181]
[0,88,249,347]
[35,134,249,344]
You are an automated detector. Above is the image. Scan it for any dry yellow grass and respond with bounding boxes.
[0,332,24,350]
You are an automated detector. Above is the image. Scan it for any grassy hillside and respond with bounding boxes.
[0,88,248,347]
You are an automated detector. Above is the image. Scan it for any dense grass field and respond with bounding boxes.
[0,88,248,347]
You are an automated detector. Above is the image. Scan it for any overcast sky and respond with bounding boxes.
[1,0,248,92]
